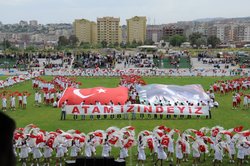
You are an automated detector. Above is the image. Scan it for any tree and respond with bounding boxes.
[131,39,138,48]
[68,35,78,47]
[101,40,108,48]
[80,42,91,49]
[169,35,186,47]
[189,32,202,46]
[1,39,11,50]
[196,37,207,48]
[137,40,143,46]
[58,36,69,47]
[114,42,119,48]
[207,36,221,48]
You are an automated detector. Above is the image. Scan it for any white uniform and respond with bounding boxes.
[38,94,42,103]
[192,143,200,158]
[23,95,27,105]
[19,144,29,159]
[237,144,245,159]
[214,144,223,161]
[168,138,174,153]
[56,144,65,158]
[32,146,42,159]
[70,144,80,157]
[2,98,7,107]
[119,147,128,159]
[43,145,53,158]
[138,145,146,160]
[11,97,15,107]
[102,143,111,157]
[157,145,167,160]
[85,142,93,157]
[176,144,183,159]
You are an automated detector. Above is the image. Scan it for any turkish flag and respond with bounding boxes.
[58,87,128,107]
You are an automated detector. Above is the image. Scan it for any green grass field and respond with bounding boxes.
[2,76,250,166]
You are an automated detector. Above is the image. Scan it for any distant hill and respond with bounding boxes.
[193,16,250,23]
[193,17,225,22]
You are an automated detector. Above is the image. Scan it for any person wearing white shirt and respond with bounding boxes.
[2,96,7,112]
[22,94,27,109]
[35,92,39,106]
[10,96,16,111]
[102,139,111,158]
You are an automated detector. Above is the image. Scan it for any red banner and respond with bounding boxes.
[65,105,209,116]
[58,87,129,107]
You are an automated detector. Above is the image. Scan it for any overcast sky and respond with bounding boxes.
[0,0,249,25]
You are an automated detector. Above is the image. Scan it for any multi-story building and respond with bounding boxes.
[126,16,147,43]
[29,20,38,26]
[146,25,163,42]
[233,25,245,42]
[244,24,250,42]
[162,25,184,39]
[97,17,120,44]
[73,19,97,44]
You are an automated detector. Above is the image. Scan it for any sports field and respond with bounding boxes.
[2,76,250,166]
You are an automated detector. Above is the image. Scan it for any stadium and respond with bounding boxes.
[0,47,249,166]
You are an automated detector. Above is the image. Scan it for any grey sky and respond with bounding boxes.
[0,0,249,25]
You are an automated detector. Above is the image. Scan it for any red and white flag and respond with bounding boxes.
[58,87,128,107]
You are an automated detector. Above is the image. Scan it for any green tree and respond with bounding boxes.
[68,35,78,47]
[169,35,186,47]
[80,42,91,49]
[58,36,69,47]
[131,39,137,48]
[101,40,108,48]
[207,36,221,48]
[114,42,119,48]
[2,39,11,50]
[196,37,207,48]
[137,40,143,46]
[189,32,202,46]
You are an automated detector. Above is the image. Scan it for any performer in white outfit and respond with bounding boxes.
[2,96,7,111]
[155,140,167,166]
[136,140,146,166]
[119,139,129,160]
[213,142,223,166]
[70,140,80,159]
[236,143,245,166]
[56,143,65,166]
[10,95,16,111]
[19,141,29,166]
[167,136,174,162]
[32,143,42,166]
[43,143,53,166]
[22,94,27,109]
[176,141,184,166]
[102,139,111,157]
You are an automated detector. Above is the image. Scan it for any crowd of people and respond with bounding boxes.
[0,71,40,88]
[210,77,250,110]
[13,124,250,166]
[0,91,30,111]
[44,67,250,77]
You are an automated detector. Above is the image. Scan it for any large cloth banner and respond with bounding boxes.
[58,87,129,107]
[136,84,210,105]
[65,104,210,116]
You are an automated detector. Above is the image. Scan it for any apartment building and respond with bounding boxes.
[97,17,121,44]
[126,16,147,43]
[73,19,97,44]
